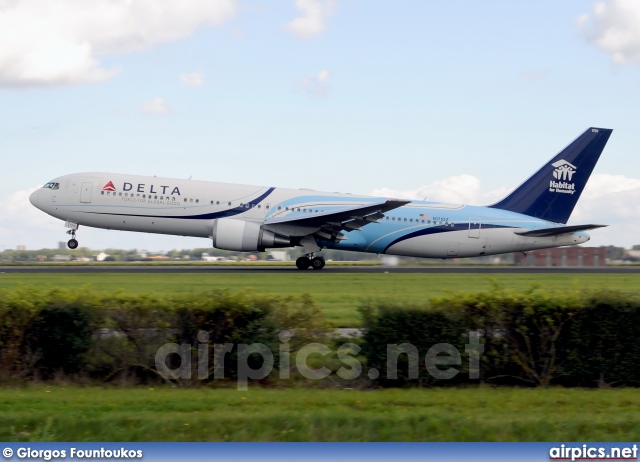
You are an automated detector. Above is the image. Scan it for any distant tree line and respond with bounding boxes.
[0,245,633,263]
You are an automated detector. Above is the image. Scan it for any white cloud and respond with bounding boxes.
[519,69,550,81]
[576,13,590,27]
[371,173,640,248]
[0,0,236,88]
[285,0,336,39]
[572,174,640,222]
[296,69,331,96]
[180,72,205,86]
[370,174,507,205]
[0,187,61,250]
[579,0,640,64]
[571,174,640,246]
[142,97,171,115]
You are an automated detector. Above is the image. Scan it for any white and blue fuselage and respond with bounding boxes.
[28,127,612,268]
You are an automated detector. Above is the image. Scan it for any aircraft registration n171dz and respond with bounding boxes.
[30,127,612,270]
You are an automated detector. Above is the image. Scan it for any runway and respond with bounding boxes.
[1,265,639,274]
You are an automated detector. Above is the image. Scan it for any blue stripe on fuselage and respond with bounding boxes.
[80,187,276,220]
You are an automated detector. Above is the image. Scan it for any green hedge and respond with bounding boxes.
[558,291,640,387]
[3,285,640,387]
[360,285,640,387]
[360,303,466,386]
[0,287,327,385]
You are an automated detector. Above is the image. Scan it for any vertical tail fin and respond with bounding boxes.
[489,127,612,224]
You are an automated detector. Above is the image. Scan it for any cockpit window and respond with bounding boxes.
[43,182,59,190]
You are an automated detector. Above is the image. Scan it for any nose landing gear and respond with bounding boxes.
[67,230,78,249]
[65,222,79,249]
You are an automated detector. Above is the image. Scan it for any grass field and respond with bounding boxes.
[1,386,639,441]
[1,273,639,326]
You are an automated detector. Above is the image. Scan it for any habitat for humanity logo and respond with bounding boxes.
[549,159,577,195]
[103,181,117,192]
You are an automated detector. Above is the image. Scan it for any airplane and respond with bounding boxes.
[29,127,612,270]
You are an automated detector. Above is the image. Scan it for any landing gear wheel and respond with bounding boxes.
[311,256,325,270]
[67,239,79,249]
[296,257,310,270]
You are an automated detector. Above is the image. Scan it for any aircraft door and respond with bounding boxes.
[80,182,93,203]
[468,218,481,238]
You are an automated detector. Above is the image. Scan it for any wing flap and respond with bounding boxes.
[515,224,607,237]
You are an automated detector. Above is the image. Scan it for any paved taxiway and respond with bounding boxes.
[1,265,639,274]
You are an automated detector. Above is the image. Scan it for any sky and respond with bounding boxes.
[1,0,639,252]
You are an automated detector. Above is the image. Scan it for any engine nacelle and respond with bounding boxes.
[211,218,291,252]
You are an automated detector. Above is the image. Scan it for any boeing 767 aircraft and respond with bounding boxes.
[30,127,612,269]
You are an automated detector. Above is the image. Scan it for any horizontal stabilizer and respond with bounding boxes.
[514,224,607,237]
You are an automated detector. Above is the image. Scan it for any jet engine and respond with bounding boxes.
[211,218,291,252]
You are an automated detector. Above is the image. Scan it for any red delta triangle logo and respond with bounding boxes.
[103,181,116,192]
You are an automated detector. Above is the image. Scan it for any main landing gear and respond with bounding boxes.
[296,254,325,270]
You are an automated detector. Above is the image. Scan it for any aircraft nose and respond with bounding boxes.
[29,189,40,208]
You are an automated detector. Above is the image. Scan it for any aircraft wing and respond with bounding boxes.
[262,199,410,240]
[514,224,607,237]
